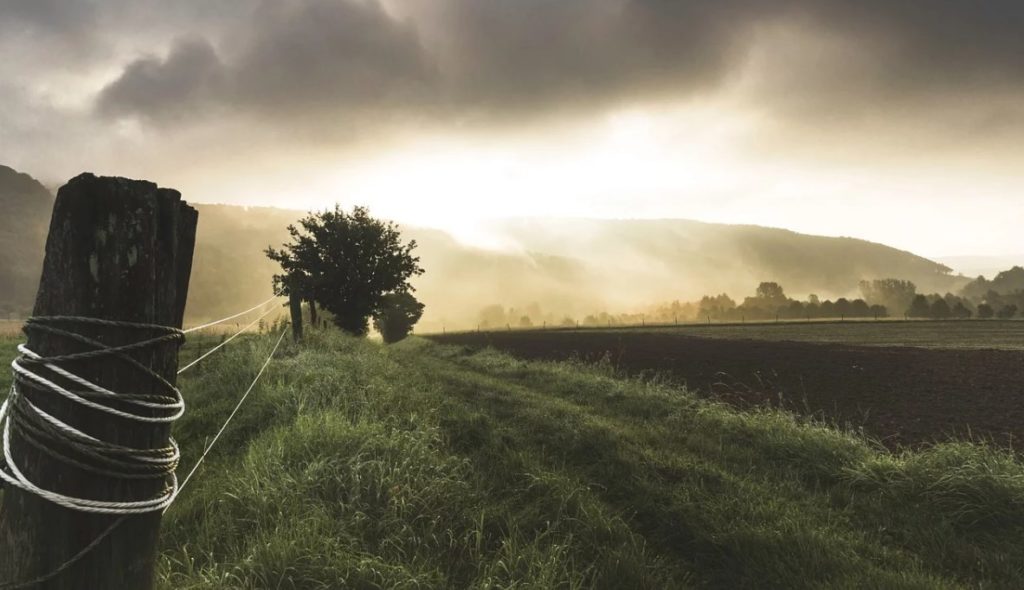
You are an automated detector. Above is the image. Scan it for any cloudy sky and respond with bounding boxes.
[2,0,1022,258]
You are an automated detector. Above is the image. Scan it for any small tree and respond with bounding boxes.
[977,303,995,319]
[266,206,423,336]
[951,301,972,319]
[373,292,425,344]
[930,298,951,319]
[907,295,931,318]
[755,282,786,303]
[997,304,1019,319]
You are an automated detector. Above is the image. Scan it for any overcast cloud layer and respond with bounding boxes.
[1,0,1022,256]
[77,0,1024,131]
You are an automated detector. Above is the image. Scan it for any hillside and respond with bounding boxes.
[489,218,963,305]
[962,266,1024,300]
[0,166,967,330]
[0,166,52,316]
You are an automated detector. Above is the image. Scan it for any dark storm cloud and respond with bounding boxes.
[231,2,436,115]
[421,0,760,112]
[97,0,436,125]
[85,0,1024,134]
[96,38,225,121]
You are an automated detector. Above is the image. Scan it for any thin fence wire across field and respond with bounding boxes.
[170,327,288,506]
[0,296,288,589]
[183,296,279,334]
[178,304,279,375]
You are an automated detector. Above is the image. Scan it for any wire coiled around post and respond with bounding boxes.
[0,316,185,514]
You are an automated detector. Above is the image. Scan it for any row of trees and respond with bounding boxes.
[907,295,1018,319]
[477,276,1024,331]
[696,283,889,322]
[266,206,425,343]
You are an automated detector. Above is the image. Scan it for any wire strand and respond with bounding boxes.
[1,317,184,514]
[177,306,278,375]
[182,296,278,334]
[169,327,288,509]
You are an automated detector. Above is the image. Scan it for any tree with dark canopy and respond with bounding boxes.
[266,206,423,335]
[907,295,931,318]
[930,298,951,319]
[951,301,972,319]
[997,304,1019,319]
[373,292,425,343]
[755,282,787,303]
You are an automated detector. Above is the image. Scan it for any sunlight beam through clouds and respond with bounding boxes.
[1,0,1023,260]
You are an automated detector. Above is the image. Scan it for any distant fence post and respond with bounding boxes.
[289,289,303,342]
[308,299,318,329]
[0,174,197,589]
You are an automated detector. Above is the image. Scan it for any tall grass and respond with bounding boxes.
[3,331,1024,588]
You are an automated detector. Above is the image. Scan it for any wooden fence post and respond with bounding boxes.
[308,299,318,329]
[0,174,197,588]
[289,290,303,342]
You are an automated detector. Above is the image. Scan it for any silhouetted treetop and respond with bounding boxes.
[266,205,423,336]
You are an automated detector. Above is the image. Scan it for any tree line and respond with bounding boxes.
[476,272,1024,330]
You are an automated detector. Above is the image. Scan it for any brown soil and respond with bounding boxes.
[429,330,1024,449]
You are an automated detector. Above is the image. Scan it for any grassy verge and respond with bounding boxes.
[159,331,1023,589]
[0,334,18,392]
[2,331,1024,588]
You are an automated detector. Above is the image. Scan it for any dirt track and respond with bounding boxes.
[429,330,1024,449]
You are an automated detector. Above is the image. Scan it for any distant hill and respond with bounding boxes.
[937,255,1024,279]
[487,218,964,303]
[962,266,1024,300]
[0,166,53,316]
[0,165,967,330]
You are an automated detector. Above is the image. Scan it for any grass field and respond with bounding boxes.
[0,335,16,392]
[3,330,1024,588]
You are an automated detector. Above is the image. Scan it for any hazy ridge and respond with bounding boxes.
[0,167,967,330]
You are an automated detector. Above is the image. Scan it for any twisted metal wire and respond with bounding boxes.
[0,316,185,514]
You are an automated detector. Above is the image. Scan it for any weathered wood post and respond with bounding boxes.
[289,289,303,342]
[308,299,318,329]
[0,174,197,588]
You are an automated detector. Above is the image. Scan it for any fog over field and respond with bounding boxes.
[0,165,978,331]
